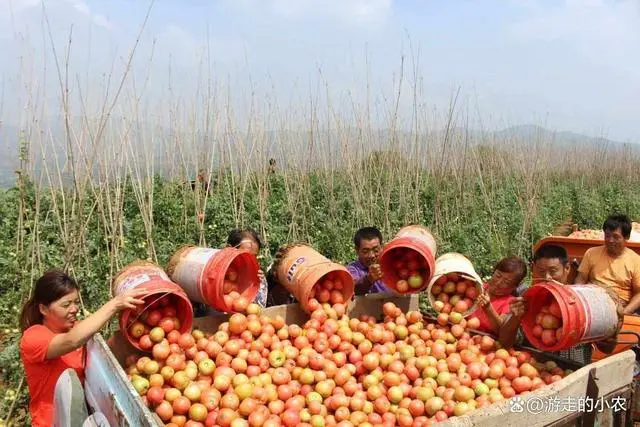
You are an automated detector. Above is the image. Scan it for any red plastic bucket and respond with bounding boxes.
[522,281,620,352]
[379,225,437,294]
[167,246,260,313]
[113,261,193,351]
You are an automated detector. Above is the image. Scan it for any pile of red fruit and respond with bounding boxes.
[222,267,252,313]
[569,225,640,242]
[433,310,481,333]
[124,299,570,427]
[128,295,183,351]
[389,249,429,293]
[313,274,347,305]
[531,300,564,347]
[567,229,604,240]
[430,273,480,315]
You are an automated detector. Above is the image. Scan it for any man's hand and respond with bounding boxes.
[367,263,383,282]
[509,297,527,318]
[476,293,490,308]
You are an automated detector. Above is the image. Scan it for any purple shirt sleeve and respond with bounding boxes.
[369,281,388,294]
[346,261,388,294]
[346,262,366,282]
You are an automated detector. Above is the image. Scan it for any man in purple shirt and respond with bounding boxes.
[346,227,388,294]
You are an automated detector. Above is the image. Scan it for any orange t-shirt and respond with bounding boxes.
[20,325,84,427]
[578,246,640,304]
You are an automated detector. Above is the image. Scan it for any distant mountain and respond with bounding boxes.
[0,122,637,188]
[493,124,639,151]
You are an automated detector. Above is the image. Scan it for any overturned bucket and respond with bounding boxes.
[426,253,484,317]
[522,281,621,352]
[167,246,260,313]
[379,225,437,294]
[113,261,193,351]
[274,244,354,313]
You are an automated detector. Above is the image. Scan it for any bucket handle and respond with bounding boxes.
[610,330,640,346]
[124,290,174,328]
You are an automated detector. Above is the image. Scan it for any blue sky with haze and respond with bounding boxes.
[1,0,639,141]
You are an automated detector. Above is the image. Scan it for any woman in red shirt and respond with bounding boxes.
[470,256,527,335]
[19,269,146,427]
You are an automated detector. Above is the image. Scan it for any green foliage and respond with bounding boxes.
[1,167,640,422]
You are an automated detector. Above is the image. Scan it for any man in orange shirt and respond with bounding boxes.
[575,214,640,315]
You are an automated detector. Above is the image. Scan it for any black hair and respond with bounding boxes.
[603,214,632,239]
[227,228,263,250]
[533,245,569,265]
[20,269,80,331]
[353,227,383,248]
[494,256,528,285]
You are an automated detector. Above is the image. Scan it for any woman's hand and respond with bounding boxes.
[46,288,147,359]
[476,293,490,308]
[258,270,265,282]
[111,289,147,311]
[509,297,527,318]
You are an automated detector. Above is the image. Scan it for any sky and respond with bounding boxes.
[0,0,639,142]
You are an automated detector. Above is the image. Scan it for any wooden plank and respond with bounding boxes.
[434,351,635,427]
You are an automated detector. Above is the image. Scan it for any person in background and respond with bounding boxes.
[500,245,616,364]
[20,270,146,427]
[575,214,640,315]
[469,256,527,335]
[347,227,387,295]
[266,244,298,307]
[266,275,298,307]
[524,244,571,291]
[500,245,571,349]
[190,169,210,192]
